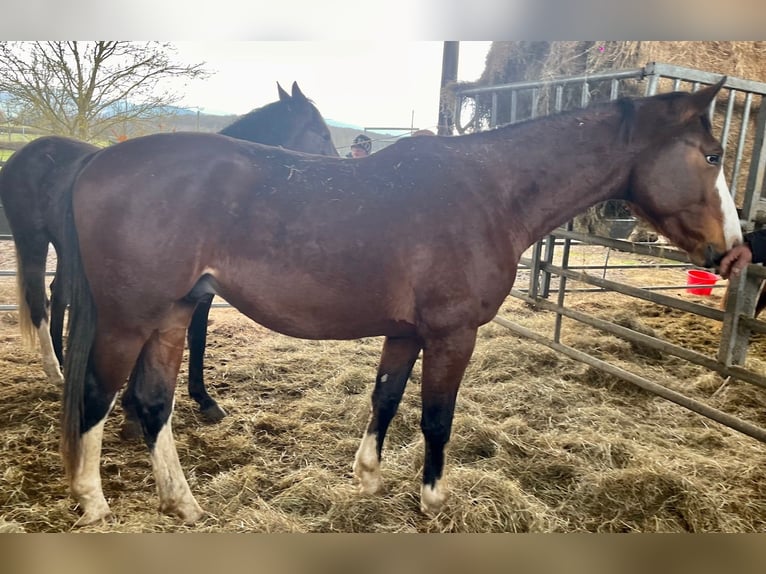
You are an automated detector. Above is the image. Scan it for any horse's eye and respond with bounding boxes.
[705,154,721,165]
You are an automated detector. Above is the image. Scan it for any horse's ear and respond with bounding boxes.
[680,76,727,122]
[277,82,291,102]
[291,82,308,103]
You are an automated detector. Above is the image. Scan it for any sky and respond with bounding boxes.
[167,42,492,132]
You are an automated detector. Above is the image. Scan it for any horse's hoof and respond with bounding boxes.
[160,499,205,524]
[119,418,143,441]
[420,481,447,516]
[353,461,382,495]
[74,504,112,527]
[200,403,227,423]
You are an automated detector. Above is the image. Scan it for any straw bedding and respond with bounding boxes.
[1,240,766,532]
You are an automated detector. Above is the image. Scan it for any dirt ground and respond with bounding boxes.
[2,239,766,533]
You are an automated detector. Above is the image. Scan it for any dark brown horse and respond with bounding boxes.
[0,81,337,427]
[60,78,740,525]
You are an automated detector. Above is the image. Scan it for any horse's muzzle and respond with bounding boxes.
[704,244,724,270]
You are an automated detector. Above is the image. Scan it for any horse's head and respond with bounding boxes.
[219,82,339,157]
[275,81,339,157]
[625,77,742,270]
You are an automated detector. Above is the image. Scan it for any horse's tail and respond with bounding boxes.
[60,168,98,477]
[13,245,37,349]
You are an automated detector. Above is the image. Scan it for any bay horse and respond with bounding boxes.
[60,78,740,524]
[0,81,337,428]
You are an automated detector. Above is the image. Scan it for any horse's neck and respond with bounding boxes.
[472,114,633,250]
[223,111,277,141]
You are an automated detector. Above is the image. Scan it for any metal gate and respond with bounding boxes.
[452,62,766,443]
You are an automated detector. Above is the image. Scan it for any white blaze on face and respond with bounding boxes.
[717,167,743,249]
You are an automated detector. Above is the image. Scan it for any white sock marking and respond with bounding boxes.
[70,398,116,525]
[353,432,382,494]
[420,479,447,515]
[37,320,63,384]
[150,404,204,522]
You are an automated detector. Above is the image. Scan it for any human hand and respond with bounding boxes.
[718,243,753,279]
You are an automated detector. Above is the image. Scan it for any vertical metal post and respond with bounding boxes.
[741,95,766,227]
[730,92,753,202]
[720,89,736,155]
[437,41,460,136]
[528,240,544,300]
[718,268,760,366]
[541,234,555,298]
[554,222,574,344]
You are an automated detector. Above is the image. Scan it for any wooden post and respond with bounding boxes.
[437,42,460,136]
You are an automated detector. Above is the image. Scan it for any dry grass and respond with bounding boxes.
[2,241,766,533]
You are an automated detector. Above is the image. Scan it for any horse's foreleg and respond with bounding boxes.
[118,369,144,441]
[418,327,477,515]
[187,294,227,422]
[69,329,145,525]
[134,326,204,523]
[354,336,421,495]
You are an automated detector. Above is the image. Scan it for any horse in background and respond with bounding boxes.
[59,78,738,524]
[0,81,337,427]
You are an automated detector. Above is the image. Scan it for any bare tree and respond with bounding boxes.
[0,41,209,141]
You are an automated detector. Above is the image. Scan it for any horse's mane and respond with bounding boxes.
[462,95,641,146]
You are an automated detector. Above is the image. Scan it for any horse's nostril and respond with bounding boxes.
[704,244,723,269]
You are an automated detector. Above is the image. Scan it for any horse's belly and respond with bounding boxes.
[210,268,416,340]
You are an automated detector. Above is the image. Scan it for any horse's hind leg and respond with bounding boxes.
[186,293,227,422]
[68,328,147,525]
[132,325,204,522]
[418,327,477,515]
[15,238,62,384]
[353,336,421,495]
[49,256,70,368]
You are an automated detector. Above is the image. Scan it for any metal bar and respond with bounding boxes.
[648,62,766,93]
[560,284,725,293]
[741,95,766,226]
[720,88,736,156]
[609,79,619,100]
[718,267,760,366]
[541,234,556,298]
[580,80,589,108]
[490,93,497,128]
[492,314,766,444]
[552,228,692,263]
[455,68,647,96]
[527,240,544,299]
[508,290,766,390]
[645,71,659,96]
[553,226,573,344]
[510,91,517,123]
[538,261,726,321]
[555,263,690,270]
[730,91,753,201]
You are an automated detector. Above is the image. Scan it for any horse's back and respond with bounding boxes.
[0,136,98,241]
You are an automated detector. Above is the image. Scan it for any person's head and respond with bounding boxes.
[350,134,372,158]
